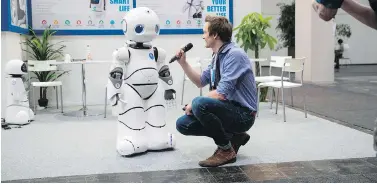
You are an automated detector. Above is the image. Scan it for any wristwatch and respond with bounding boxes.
[316,0,344,9]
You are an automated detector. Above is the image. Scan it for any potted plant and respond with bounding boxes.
[23,26,68,107]
[335,23,352,40]
[276,1,295,57]
[234,12,277,101]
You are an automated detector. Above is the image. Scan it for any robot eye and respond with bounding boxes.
[155,25,160,34]
[134,24,144,34]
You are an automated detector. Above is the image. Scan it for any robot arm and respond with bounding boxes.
[107,46,130,111]
[154,47,176,100]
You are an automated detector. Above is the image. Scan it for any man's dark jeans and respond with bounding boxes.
[176,96,256,146]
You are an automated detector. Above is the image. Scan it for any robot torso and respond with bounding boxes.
[124,47,159,99]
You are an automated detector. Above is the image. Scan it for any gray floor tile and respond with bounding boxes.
[268,65,377,131]
[362,173,377,182]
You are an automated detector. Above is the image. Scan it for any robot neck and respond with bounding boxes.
[129,42,151,49]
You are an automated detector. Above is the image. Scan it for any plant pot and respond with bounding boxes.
[288,46,295,58]
[38,98,49,107]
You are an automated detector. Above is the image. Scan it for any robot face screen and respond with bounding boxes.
[91,0,100,4]
[135,24,145,34]
[21,63,27,73]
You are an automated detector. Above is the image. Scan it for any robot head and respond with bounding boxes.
[5,59,27,75]
[122,7,160,43]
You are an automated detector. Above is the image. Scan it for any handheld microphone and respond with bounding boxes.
[169,43,193,63]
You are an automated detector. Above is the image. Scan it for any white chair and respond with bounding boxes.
[27,60,64,114]
[257,57,307,122]
[339,44,351,67]
[252,57,292,111]
[181,57,205,105]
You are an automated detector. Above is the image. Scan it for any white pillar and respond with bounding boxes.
[296,0,335,83]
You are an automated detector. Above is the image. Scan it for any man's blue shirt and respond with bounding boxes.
[200,42,258,111]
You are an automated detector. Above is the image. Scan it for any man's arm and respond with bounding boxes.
[341,0,377,30]
[180,61,202,87]
[215,50,250,100]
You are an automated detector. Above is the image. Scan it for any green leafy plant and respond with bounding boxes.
[276,1,295,57]
[23,26,68,107]
[336,24,352,40]
[234,12,277,102]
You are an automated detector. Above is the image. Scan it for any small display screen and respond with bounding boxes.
[91,0,100,4]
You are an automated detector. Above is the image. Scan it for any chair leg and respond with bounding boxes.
[270,88,274,109]
[181,74,186,105]
[281,87,286,122]
[56,87,59,109]
[275,88,279,114]
[257,87,260,117]
[60,86,63,113]
[290,88,294,107]
[303,87,307,118]
[104,87,107,118]
[33,86,36,115]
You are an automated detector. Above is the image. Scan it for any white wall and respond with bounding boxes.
[335,3,377,64]
[261,0,377,65]
[28,0,262,108]
[1,32,27,118]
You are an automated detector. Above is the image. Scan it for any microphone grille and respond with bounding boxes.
[185,43,193,51]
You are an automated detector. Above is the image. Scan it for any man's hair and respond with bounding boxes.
[338,39,343,44]
[205,15,232,43]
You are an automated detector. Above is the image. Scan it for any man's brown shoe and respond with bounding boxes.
[198,147,237,167]
[231,132,250,153]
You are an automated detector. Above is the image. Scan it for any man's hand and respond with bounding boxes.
[208,90,226,100]
[184,103,192,115]
[175,49,187,65]
[312,0,339,21]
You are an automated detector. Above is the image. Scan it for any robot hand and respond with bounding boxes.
[164,89,176,100]
[110,93,127,116]
[164,89,177,110]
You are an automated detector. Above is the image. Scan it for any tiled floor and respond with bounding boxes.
[3,157,377,183]
[2,65,376,183]
[1,103,375,181]
[266,65,377,131]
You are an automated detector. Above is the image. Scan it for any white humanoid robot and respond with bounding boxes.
[4,59,35,125]
[182,0,205,19]
[107,7,176,156]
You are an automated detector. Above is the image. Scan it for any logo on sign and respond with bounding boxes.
[110,20,115,25]
[42,20,47,24]
[53,20,59,24]
[166,20,171,25]
[77,20,82,25]
[176,20,181,24]
[65,20,70,25]
[99,20,104,24]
